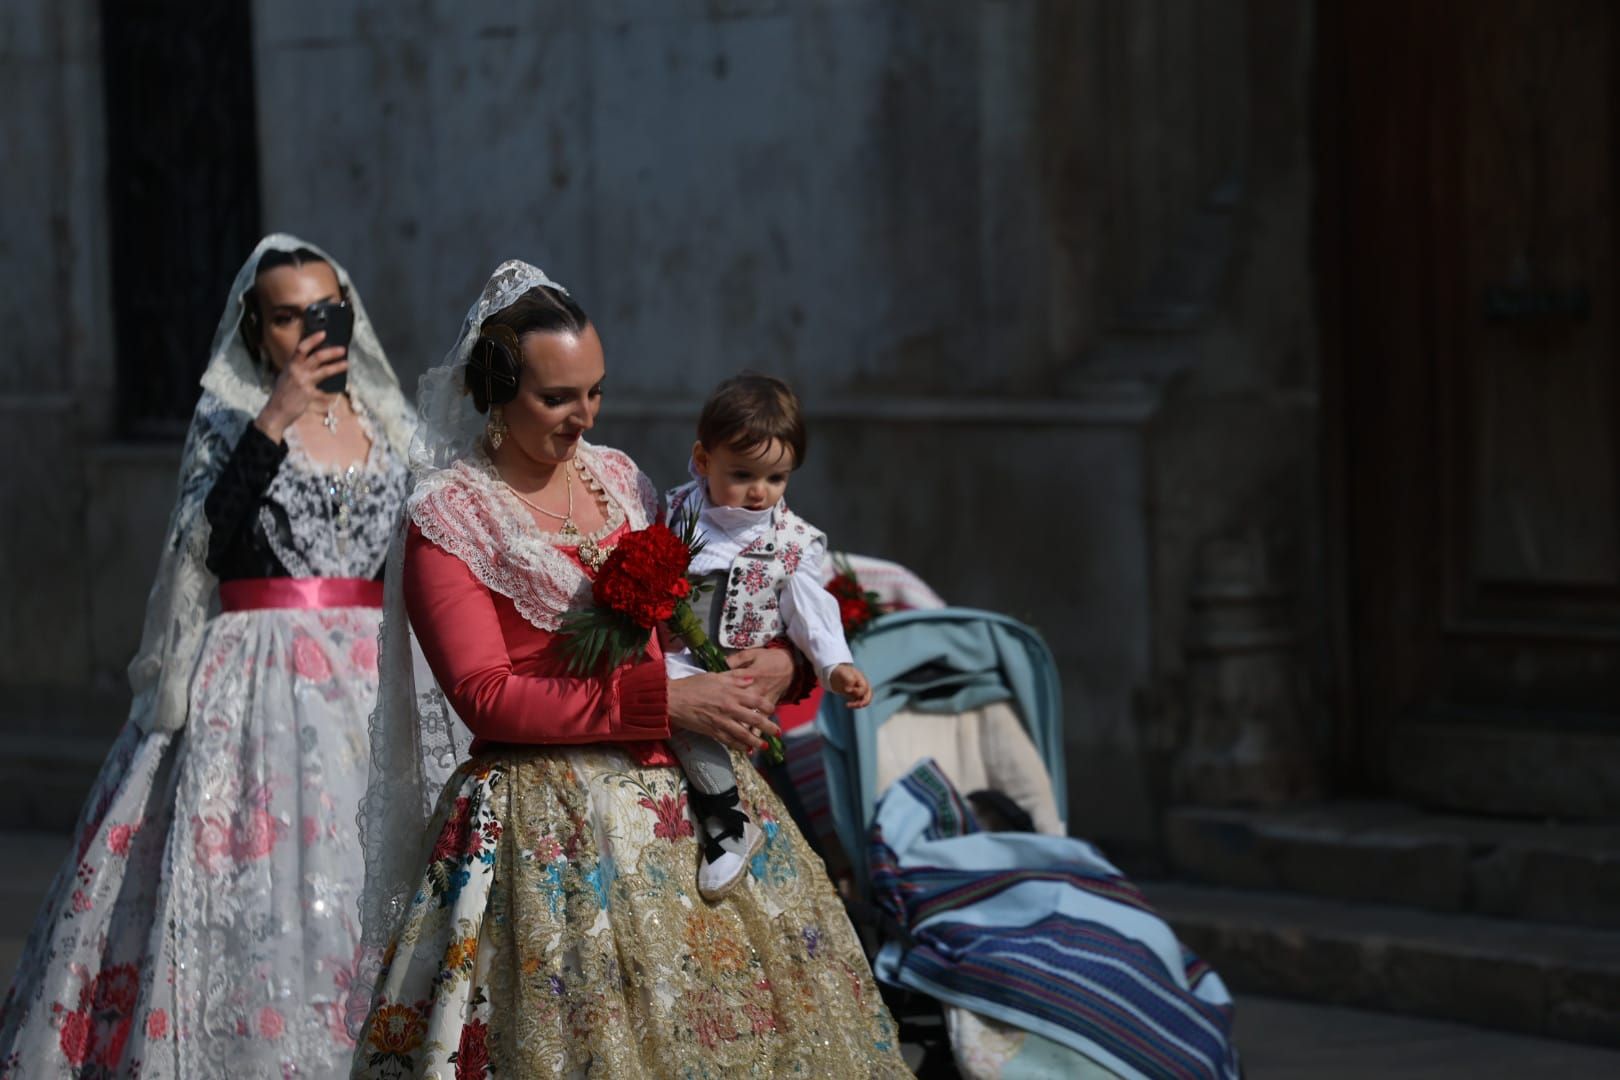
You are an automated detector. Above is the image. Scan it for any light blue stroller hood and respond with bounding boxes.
[815,606,1069,885]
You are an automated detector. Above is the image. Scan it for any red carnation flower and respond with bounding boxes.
[555,515,788,763]
[828,571,881,637]
[837,594,875,633]
[592,524,695,629]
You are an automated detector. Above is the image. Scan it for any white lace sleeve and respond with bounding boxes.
[127,397,246,735]
[349,512,474,1033]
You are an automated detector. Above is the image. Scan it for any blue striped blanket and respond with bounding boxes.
[869,762,1240,1080]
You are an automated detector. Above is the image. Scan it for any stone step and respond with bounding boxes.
[1144,881,1620,1047]
[1236,993,1620,1079]
[1164,802,1620,930]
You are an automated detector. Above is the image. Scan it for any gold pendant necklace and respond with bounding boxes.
[505,462,615,571]
[506,463,576,533]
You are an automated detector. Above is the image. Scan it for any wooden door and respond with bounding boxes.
[1328,0,1620,815]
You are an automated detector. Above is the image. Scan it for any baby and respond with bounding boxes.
[664,372,871,899]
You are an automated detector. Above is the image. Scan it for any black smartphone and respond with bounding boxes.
[302,299,354,394]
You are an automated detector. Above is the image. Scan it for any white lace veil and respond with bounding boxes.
[126,233,411,737]
[350,260,570,1029]
[409,259,567,472]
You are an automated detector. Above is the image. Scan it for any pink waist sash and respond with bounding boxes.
[218,577,384,612]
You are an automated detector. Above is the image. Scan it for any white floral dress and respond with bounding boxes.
[0,405,407,1079]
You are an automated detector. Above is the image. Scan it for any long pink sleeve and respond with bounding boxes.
[404,524,670,745]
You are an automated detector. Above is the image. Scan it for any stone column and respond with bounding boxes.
[1173,533,1320,804]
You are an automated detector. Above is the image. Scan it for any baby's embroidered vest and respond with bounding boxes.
[666,481,823,650]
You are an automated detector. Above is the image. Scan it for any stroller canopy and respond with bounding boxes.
[817,606,1069,877]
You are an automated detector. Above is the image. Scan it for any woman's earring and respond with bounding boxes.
[487,407,507,450]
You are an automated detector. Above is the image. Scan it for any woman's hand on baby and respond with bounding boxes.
[667,672,781,753]
[829,664,872,709]
[726,646,795,707]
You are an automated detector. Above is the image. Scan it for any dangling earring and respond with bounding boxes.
[487,407,507,450]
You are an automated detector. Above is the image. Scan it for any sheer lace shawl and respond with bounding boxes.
[127,233,412,736]
[410,444,657,632]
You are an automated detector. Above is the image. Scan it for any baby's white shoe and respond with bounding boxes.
[697,818,765,901]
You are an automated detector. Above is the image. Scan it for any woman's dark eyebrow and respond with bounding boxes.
[267,293,339,314]
[536,379,606,394]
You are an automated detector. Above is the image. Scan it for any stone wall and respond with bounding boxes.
[0,1,1325,858]
[0,5,120,694]
[249,1,1060,397]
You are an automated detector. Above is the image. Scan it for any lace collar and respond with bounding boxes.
[485,452,627,549]
[408,442,649,631]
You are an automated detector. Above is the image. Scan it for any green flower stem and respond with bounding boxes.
[667,600,786,765]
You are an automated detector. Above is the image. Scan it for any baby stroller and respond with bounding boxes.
[766,554,947,869]
[810,603,1239,1080]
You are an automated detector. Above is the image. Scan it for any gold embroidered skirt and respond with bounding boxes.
[352,745,911,1078]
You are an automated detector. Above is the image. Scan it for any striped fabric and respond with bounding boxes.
[869,761,1241,1080]
[778,729,836,848]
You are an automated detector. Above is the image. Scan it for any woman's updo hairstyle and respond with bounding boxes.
[239,247,332,362]
[464,285,590,414]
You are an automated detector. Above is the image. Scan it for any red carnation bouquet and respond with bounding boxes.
[826,553,887,639]
[558,514,786,763]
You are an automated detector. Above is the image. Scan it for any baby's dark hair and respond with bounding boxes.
[239,247,331,360]
[464,285,590,413]
[697,372,807,467]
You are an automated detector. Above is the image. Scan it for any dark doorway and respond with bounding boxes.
[101,0,262,439]
[1324,0,1620,816]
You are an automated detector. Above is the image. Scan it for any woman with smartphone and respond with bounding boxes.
[0,235,413,1078]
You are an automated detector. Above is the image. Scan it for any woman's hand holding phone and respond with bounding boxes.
[254,330,349,444]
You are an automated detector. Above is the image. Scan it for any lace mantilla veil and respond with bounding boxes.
[350,260,661,1030]
[126,233,412,740]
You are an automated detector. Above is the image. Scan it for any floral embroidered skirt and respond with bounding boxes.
[0,606,380,1079]
[351,746,911,1078]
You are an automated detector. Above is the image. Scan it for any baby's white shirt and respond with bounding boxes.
[664,492,854,685]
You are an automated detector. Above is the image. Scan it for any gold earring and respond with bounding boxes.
[487,407,507,450]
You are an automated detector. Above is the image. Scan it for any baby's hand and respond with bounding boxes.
[830,664,872,709]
